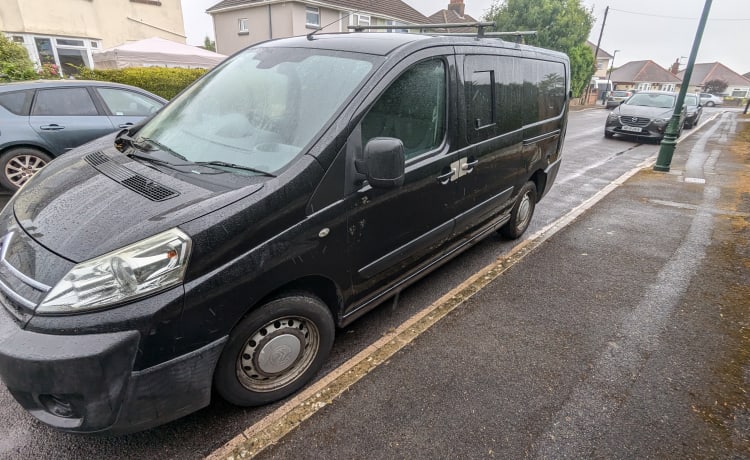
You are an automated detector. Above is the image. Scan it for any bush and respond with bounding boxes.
[0,35,37,81]
[76,67,207,99]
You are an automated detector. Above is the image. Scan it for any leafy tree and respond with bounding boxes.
[0,34,37,81]
[703,78,728,95]
[484,0,595,97]
[203,36,216,52]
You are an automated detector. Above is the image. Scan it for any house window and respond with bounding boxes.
[662,84,675,92]
[130,0,162,5]
[56,39,85,47]
[238,18,249,34]
[353,14,371,26]
[597,60,604,70]
[636,83,651,91]
[91,41,99,48]
[306,6,320,28]
[386,20,409,33]
[12,36,24,44]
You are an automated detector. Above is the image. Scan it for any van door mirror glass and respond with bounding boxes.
[363,137,405,189]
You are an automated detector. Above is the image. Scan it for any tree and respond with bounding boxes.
[203,36,216,52]
[703,78,728,95]
[0,35,37,81]
[484,0,595,97]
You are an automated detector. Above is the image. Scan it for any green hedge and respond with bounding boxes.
[76,67,207,100]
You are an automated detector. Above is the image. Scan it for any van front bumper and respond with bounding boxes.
[0,305,226,434]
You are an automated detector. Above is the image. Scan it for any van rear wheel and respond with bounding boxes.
[214,293,335,406]
[500,181,537,239]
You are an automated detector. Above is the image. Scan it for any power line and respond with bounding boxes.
[610,8,750,21]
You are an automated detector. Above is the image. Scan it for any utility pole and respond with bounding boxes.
[654,0,713,172]
[582,6,608,105]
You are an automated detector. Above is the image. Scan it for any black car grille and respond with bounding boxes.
[85,151,179,202]
[619,116,651,127]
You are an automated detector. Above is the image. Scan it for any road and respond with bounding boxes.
[0,107,725,458]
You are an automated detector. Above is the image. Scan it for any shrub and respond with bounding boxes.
[76,67,207,99]
[0,35,37,81]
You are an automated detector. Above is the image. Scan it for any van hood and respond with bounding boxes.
[12,140,263,263]
[614,104,673,120]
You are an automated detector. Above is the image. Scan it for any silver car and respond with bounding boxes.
[0,80,166,190]
[699,92,723,107]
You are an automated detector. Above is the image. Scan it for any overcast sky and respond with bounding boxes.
[182,0,750,74]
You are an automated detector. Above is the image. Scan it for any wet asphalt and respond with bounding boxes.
[252,111,750,458]
[1,107,747,458]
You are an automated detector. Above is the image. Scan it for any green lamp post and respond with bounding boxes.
[654,0,713,172]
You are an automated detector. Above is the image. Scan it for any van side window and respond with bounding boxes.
[522,60,566,124]
[470,70,495,129]
[361,59,446,160]
[464,55,522,143]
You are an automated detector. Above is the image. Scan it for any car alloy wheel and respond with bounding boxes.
[0,148,53,190]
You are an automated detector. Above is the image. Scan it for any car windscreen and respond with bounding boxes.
[136,47,377,175]
[684,94,699,106]
[625,93,675,109]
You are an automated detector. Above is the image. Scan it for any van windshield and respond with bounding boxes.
[136,47,376,175]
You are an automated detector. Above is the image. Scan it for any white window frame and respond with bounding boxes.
[386,20,409,33]
[662,83,675,92]
[731,88,748,98]
[306,6,320,28]
[7,33,98,77]
[353,13,371,26]
[238,18,249,34]
[636,82,651,91]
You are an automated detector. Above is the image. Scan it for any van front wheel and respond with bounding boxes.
[500,181,537,240]
[214,293,335,406]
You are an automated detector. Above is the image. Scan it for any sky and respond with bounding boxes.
[182,0,750,75]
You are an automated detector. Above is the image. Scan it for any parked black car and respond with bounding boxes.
[0,33,570,434]
[683,93,703,129]
[604,91,686,142]
[0,80,166,190]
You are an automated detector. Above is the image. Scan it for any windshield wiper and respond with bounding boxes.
[137,137,189,161]
[195,161,276,177]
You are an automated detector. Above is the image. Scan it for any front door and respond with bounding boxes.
[345,53,460,314]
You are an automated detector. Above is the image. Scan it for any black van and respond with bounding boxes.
[0,32,569,434]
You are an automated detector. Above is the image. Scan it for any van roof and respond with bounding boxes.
[259,33,568,61]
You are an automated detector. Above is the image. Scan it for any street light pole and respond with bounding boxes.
[605,49,620,101]
[654,0,713,172]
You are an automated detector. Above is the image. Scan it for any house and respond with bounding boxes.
[0,0,186,76]
[585,41,614,79]
[677,62,750,98]
[207,0,429,56]
[428,0,478,33]
[610,60,681,92]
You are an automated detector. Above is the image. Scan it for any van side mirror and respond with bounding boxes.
[361,137,405,189]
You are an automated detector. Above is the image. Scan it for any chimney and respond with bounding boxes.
[448,0,465,18]
[669,58,680,75]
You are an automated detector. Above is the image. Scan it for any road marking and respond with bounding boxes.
[208,112,724,460]
[208,159,660,460]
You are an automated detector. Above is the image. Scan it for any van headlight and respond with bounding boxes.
[38,228,191,314]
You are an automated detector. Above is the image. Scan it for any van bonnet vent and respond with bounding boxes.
[84,151,179,202]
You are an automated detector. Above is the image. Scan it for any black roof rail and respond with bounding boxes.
[348,21,496,36]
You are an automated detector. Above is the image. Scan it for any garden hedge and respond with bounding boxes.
[76,67,207,100]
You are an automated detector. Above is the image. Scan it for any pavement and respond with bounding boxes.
[215,111,750,458]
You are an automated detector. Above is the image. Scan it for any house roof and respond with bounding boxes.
[585,41,613,60]
[610,60,681,84]
[427,9,477,25]
[676,62,750,87]
[207,0,429,24]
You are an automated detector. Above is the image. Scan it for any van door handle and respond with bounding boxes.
[461,159,478,172]
[40,124,65,131]
[437,169,456,185]
[118,122,134,128]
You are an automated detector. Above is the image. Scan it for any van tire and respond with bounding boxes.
[604,131,614,139]
[0,147,52,191]
[500,181,537,240]
[214,293,335,407]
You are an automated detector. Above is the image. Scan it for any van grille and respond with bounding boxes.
[85,151,179,202]
[619,116,651,127]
